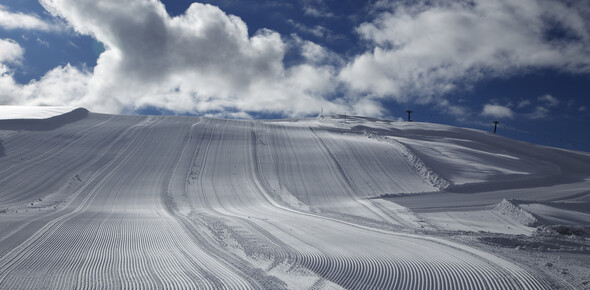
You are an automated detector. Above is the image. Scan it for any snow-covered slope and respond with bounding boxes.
[0,112,588,289]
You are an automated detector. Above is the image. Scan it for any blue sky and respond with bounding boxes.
[1,0,590,152]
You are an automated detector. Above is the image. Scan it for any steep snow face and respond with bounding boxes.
[1,113,587,289]
[0,106,77,120]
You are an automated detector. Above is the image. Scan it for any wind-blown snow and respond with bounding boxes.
[0,111,588,289]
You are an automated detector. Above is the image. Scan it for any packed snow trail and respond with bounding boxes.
[0,112,563,289]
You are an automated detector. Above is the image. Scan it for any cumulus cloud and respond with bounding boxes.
[0,5,55,31]
[0,39,24,63]
[481,104,514,119]
[293,36,343,67]
[0,0,349,116]
[3,0,590,119]
[340,0,590,104]
[0,51,91,107]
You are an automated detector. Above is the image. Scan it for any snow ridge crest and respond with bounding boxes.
[494,199,538,227]
[363,130,450,191]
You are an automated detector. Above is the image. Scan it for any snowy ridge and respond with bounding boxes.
[0,107,89,132]
[363,130,450,191]
[494,199,538,226]
[0,106,77,120]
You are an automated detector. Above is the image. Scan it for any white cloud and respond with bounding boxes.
[0,0,351,116]
[0,39,24,63]
[4,0,590,120]
[0,5,54,31]
[514,94,561,120]
[0,62,91,106]
[36,37,50,47]
[340,0,590,104]
[350,98,386,116]
[287,19,331,39]
[481,104,514,119]
[303,6,334,18]
[517,100,532,109]
[528,106,551,120]
[300,40,329,63]
[294,36,343,67]
[301,0,334,18]
[0,39,25,105]
[537,94,560,107]
[21,64,91,107]
[436,99,468,119]
[579,106,586,112]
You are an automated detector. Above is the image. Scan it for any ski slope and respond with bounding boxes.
[1,108,589,289]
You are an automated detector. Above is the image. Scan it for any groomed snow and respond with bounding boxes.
[0,106,77,120]
[0,111,588,289]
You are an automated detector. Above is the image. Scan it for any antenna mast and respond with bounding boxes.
[492,121,499,134]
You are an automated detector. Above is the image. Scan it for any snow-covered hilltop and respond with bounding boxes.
[0,106,78,120]
[0,109,588,289]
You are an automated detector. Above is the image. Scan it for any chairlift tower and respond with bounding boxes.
[492,121,499,134]
[405,110,413,122]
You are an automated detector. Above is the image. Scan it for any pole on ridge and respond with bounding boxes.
[405,110,413,122]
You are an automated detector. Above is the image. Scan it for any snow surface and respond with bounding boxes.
[0,111,589,289]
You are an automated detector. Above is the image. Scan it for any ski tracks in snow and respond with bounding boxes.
[0,114,560,289]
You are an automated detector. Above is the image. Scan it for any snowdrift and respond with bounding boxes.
[0,111,588,289]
